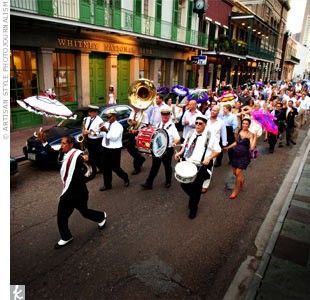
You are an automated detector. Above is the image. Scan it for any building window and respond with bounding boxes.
[10,49,38,108]
[53,51,77,102]
[139,58,150,79]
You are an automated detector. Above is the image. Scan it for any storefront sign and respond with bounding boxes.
[57,38,152,56]
[191,55,207,65]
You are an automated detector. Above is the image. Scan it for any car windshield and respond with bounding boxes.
[56,111,85,129]
[99,106,131,122]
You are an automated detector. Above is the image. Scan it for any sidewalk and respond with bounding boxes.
[254,148,310,299]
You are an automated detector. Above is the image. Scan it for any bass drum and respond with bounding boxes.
[136,127,168,158]
[81,159,97,181]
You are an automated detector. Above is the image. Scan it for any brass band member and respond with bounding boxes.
[82,105,104,172]
[55,135,107,249]
[141,107,180,189]
[126,106,148,175]
[99,109,129,191]
[175,115,221,219]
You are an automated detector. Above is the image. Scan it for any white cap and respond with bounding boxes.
[160,106,172,114]
[196,115,208,123]
[88,105,99,111]
[106,108,117,116]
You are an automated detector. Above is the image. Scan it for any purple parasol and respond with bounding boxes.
[171,85,189,97]
[187,89,209,103]
[251,110,278,135]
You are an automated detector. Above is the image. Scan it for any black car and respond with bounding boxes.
[23,104,133,167]
[10,156,18,175]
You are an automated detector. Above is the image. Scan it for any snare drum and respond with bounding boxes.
[136,127,168,158]
[174,161,198,184]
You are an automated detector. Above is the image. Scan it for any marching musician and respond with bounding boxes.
[146,93,169,127]
[141,107,180,189]
[126,106,148,175]
[82,105,104,172]
[54,135,107,249]
[181,100,202,142]
[99,109,130,191]
[175,115,221,219]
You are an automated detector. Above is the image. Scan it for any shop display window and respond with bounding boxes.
[10,49,38,107]
[53,51,77,102]
[139,58,150,79]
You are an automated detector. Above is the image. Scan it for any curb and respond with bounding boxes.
[223,127,310,300]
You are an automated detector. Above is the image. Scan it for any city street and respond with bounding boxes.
[10,124,309,299]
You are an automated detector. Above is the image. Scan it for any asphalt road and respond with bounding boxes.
[10,125,309,300]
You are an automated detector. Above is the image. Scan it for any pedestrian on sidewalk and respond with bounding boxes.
[54,135,107,249]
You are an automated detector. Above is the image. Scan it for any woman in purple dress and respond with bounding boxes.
[223,118,255,199]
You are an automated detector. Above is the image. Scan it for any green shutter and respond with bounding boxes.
[95,0,104,26]
[133,0,142,33]
[155,0,162,37]
[171,0,178,41]
[37,0,53,17]
[186,1,193,44]
[80,0,91,23]
[117,55,130,104]
[89,53,106,106]
[112,0,121,29]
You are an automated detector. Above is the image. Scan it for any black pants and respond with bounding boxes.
[268,133,277,151]
[181,161,212,213]
[101,147,128,188]
[145,147,174,186]
[286,127,295,145]
[126,133,145,171]
[217,126,235,164]
[87,138,103,171]
[57,190,105,240]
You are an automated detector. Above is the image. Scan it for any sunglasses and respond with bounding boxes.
[195,121,204,125]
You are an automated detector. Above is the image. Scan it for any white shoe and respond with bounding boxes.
[98,212,107,229]
[54,237,73,249]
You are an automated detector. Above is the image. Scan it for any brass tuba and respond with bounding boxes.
[128,78,156,110]
[128,79,156,131]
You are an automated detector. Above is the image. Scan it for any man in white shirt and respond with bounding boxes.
[147,93,169,127]
[99,109,129,191]
[181,100,202,141]
[175,115,221,219]
[141,107,180,189]
[82,105,104,172]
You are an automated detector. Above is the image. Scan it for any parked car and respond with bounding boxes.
[10,156,18,176]
[23,104,133,167]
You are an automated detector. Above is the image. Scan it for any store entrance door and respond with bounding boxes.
[117,55,130,104]
[89,53,106,106]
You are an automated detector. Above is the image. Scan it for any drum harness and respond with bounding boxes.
[182,132,212,174]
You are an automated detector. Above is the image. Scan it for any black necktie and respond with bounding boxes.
[186,134,201,159]
[87,117,95,130]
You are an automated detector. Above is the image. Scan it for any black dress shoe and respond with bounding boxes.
[164,183,171,188]
[188,210,197,219]
[54,238,73,250]
[131,169,141,175]
[99,186,112,191]
[124,179,130,187]
[290,140,296,145]
[141,183,152,190]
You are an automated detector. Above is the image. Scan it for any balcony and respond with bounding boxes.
[11,0,208,48]
[285,55,300,64]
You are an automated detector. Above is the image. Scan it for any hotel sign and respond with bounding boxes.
[57,38,153,55]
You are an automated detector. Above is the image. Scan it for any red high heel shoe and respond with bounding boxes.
[229,193,238,199]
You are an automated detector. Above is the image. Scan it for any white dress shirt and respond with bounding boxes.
[181,109,202,139]
[184,129,221,165]
[101,121,123,149]
[147,103,169,127]
[128,110,149,130]
[157,120,180,147]
[205,117,227,147]
[84,115,104,139]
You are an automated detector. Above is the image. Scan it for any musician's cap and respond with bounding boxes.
[160,106,171,115]
[196,115,208,123]
[106,108,117,117]
[88,105,99,111]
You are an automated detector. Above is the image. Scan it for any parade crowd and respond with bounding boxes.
[38,79,310,249]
